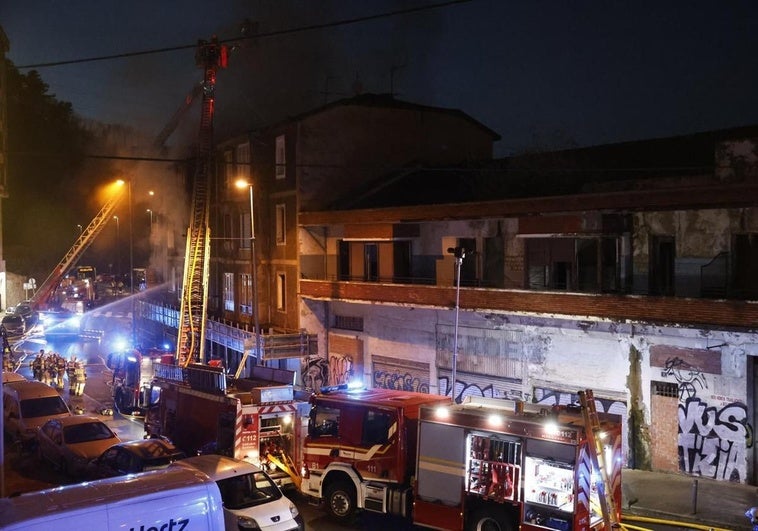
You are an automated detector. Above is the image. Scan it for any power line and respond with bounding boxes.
[9,150,718,174]
[15,0,476,69]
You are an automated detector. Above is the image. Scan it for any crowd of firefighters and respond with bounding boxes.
[27,349,87,395]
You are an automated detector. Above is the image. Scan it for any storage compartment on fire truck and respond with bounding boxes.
[466,433,521,503]
[521,438,599,531]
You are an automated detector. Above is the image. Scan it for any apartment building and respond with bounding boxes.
[207,93,498,372]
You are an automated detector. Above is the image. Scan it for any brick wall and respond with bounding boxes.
[650,393,680,472]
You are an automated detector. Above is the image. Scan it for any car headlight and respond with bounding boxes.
[236,516,261,529]
[289,502,299,518]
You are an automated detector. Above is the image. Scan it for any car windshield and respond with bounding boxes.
[64,422,116,444]
[217,471,282,510]
[20,396,68,418]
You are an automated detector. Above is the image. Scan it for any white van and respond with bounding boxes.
[2,380,71,442]
[0,465,226,530]
[0,455,303,531]
[172,455,304,531]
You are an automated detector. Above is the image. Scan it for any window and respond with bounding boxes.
[240,211,251,249]
[337,240,412,283]
[525,237,620,293]
[223,273,234,311]
[275,204,286,245]
[239,273,252,315]
[275,134,285,179]
[733,233,758,298]
[362,410,391,445]
[235,142,250,181]
[222,150,233,189]
[276,273,286,311]
[309,405,340,438]
[649,235,675,296]
[334,315,364,331]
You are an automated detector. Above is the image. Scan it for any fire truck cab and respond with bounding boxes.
[300,386,451,520]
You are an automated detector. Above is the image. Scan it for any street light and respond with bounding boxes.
[235,179,260,375]
[113,215,120,277]
[447,246,467,403]
[116,179,135,346]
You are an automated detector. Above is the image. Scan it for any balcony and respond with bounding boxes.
[299,278,758,331]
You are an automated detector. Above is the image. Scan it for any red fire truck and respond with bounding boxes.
[144,363,309,487]
[300,387,622,531]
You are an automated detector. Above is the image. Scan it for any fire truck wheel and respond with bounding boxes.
[325,481,357,520]
[468,507,513,531]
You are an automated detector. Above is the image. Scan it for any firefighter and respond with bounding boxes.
[73,360,87,396]
[30,350,44,381]
[67,356,78,394]
[55,353,67,389]
[42,353,55,386]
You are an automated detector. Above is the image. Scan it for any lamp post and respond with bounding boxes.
[116,179,135,347]
[113,216,120,277]
[235,179,260,374]
[447,246,466,403]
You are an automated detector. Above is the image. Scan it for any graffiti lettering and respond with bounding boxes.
[329,354,354,386]
[678,397,747,481]
[374,370,430,393]
[301,356,329,391]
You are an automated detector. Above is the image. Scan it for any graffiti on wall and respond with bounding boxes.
[374,370,431,393]
[437,371,524,403]
[533,387,627,418]
[372,355,431,393]
[301,356,328,391]
[678,397,750,482]
[662,357,708,399]
[654,353,752,482]
[329,354,354,386]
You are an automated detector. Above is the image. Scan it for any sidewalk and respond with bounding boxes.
[622,468,757,530]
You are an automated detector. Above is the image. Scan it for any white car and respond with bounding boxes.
[171,455,304,531]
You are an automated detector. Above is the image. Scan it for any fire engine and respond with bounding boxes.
[300,387,622,531]
[143,362,308,488]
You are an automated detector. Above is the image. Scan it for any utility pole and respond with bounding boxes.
[447,246,466,403]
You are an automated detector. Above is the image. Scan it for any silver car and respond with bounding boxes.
[37,415,122,476]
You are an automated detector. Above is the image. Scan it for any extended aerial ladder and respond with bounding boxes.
[175,37,227,367]
[579,389,621,530]
[29,187,126,311]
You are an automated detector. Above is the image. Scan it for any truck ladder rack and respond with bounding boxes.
[579,389,620,529]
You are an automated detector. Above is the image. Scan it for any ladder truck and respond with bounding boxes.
[29,186,126,312]
[301,386,623,531]
[175,36,227,367]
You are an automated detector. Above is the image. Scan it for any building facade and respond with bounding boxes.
[206,93,498,373]
[297,129,758,484]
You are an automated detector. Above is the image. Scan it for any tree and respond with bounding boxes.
[4,60,95,282]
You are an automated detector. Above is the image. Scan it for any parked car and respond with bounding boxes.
[13,302,38,327]
[85,438,186,480]
[2,371,26,385]
[1,313,26,337]
[36,415,121,476]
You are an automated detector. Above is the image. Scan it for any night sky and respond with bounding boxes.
[2,0,758,157]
